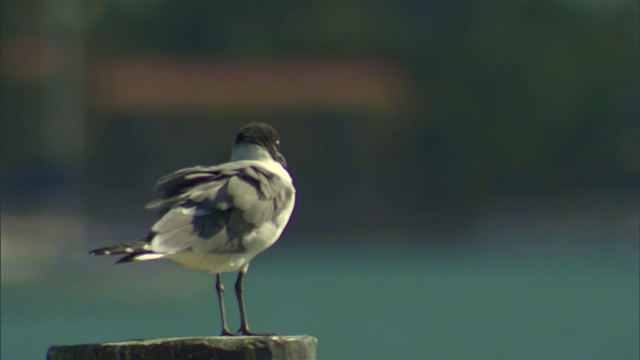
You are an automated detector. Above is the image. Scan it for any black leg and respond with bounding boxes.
[235,271,273,336]
[216,274,234,336]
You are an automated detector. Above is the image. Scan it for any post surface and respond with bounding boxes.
[47,335,317,360]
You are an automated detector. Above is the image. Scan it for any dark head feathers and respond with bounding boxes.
[236,122,280,148]
[236,123,287,167]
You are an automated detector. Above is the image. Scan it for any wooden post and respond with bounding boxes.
[47,335,317,360]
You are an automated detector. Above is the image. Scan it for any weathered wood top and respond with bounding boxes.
[47,335,318,360]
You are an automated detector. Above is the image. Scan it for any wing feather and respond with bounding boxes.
[143,164,287,256]
[243,198,274,224]
[151,226,194,253]
[227,176,259,210]
[151,207,195,234]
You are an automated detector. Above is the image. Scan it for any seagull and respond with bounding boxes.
[89,122,296,336]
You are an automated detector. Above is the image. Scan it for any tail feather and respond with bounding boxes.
[89,238,162,264]
[89,240,151,255]
[114,252,165,264]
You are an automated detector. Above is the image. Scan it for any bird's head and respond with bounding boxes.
[235,122,287,168]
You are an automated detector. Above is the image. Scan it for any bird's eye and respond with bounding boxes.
[275,140,280,148]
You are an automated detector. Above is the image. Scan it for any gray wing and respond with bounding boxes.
[145,164,290,255]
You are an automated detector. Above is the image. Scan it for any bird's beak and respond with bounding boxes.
[276,152,287,168]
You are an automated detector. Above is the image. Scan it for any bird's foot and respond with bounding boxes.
[219,328,237,336]
[238,327,276,336]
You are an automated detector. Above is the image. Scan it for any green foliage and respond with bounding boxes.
[2,0,637,228]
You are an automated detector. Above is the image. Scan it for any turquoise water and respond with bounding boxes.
[2,236,638,359]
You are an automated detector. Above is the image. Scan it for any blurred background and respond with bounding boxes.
[1,1,638,359]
